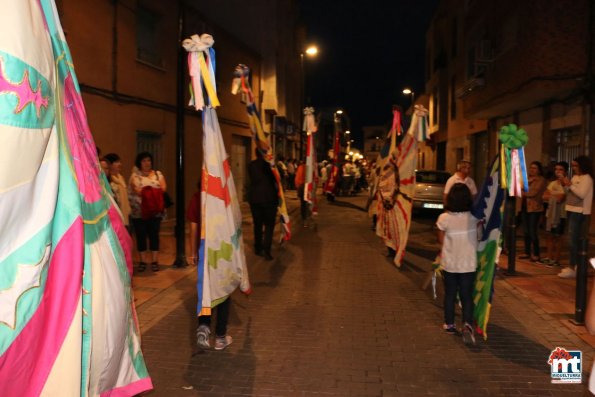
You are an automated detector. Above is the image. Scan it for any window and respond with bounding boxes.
[137,131,163,170]
[136,6,163,67]
[451,17,458,58]
[555,128,582,174]
[450,76,457,120]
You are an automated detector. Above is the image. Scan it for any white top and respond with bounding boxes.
[565,174,593,215]
[436,211,478,273]
[444,174,478,196]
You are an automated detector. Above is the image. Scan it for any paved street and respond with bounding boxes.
[137,194,593,396]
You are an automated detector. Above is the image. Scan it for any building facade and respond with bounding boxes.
[427,0,595,227]
[58,0,302,209]
[425,0,490,181]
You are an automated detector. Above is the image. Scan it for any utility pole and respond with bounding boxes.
[172,1,187,268]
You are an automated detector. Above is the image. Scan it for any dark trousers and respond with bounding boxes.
[198,297,231,337]
[567,211,589,267]
[297,186,310,221]
[250,202,277,254]
[131,217,161,252]
[443,271,475,325]
[522,211,542,257]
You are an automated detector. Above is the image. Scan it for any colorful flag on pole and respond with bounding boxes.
[0,1,152,395]
[303,107,318,214]
[471,156,504,340]
[231,64,291,241]
[324,118,342,197]
[183,35,251,316]
[374,107,428,267]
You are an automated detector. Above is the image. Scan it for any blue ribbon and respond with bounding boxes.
[518,148,528,192]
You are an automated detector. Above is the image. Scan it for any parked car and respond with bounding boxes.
[412,170,450,211]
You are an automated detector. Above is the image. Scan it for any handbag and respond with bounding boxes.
[163,191,174,208]
[140,186,165,219]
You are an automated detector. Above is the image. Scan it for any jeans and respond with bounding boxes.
[567,211,589,267]
[443,271,476,325]
[522,211,542,257]
[131,217,161,252]
[198,297,230,337]
[250,202,277,254]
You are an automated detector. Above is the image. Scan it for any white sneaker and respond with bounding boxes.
[462,323,476,345]
[214,335,232,350]
[558,267,576,279]
[196,325,211,349]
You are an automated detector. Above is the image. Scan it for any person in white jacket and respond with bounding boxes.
[558,156,593,278]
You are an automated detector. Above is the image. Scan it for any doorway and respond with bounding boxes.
[231,135,251,202]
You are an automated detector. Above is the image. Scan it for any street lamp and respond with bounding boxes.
[402,88,415,107]
[345,130,350,135]
[300,44,319,158]
[305,45,318,56]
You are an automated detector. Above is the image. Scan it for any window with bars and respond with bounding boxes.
[555,128,582,176]
[136,131,163,171]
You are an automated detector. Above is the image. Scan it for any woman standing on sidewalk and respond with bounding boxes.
[437,183,478,344]
[104,153,132,231]
[519,161,547,262]
[558,156,593,279]
[540,161,568,266]
[128,152,167,272]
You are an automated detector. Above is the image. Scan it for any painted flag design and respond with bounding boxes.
[0,1,152,395]
[232,64,291,241]
[471,156,504,339]
[183,35,251,316]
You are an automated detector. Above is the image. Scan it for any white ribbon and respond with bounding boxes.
[182,34,214,53]
[406,104,429,142]
[302,107,317,133]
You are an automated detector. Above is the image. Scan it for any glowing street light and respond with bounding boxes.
[402,87,415,106]
[345,130,351,134]
[305,45,318,56]
[336,109,343,115]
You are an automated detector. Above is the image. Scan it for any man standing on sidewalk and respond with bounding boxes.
[248,149,279,260]
[443,160,478,203]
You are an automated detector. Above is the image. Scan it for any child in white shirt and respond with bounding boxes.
[436,183,479,344]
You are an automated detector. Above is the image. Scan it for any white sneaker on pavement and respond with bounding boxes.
[214,335,232,350]
[196,325,211,349]
[558,267,576,279]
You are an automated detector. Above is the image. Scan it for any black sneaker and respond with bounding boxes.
[443,324,457,334]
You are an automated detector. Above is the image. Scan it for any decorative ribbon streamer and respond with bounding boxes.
[231,64,292,241]
[498,123,529,196]
[406,104,430,142]
[182,33,220,109]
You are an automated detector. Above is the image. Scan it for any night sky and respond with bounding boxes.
[298,0,438,146]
